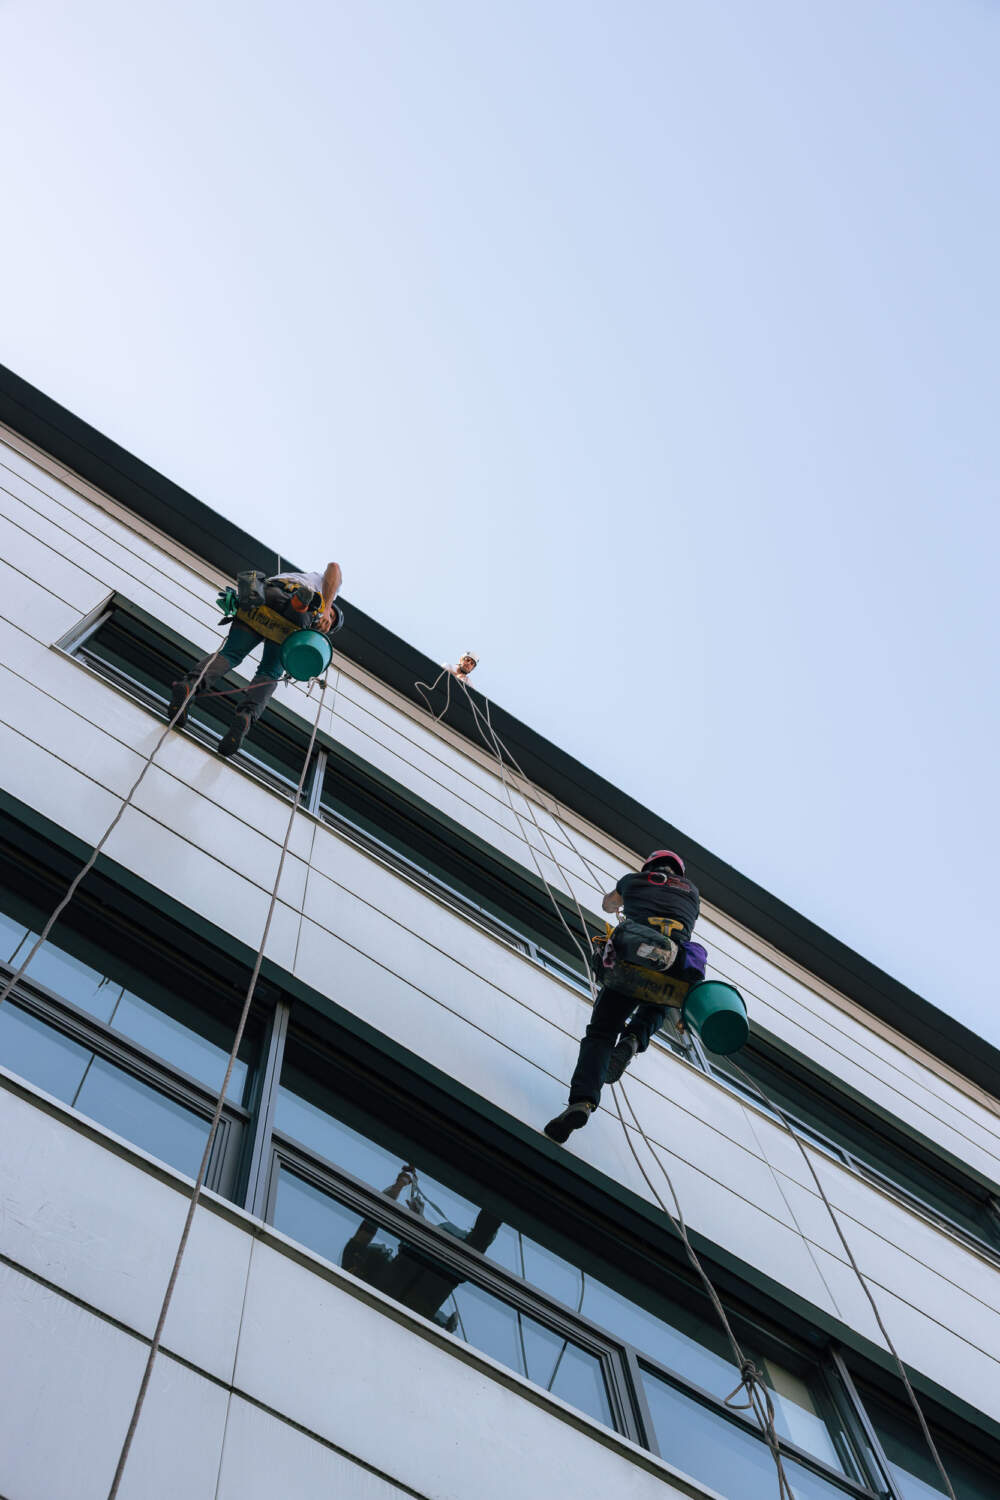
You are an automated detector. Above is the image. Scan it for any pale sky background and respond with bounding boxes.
[1,1,997,1043]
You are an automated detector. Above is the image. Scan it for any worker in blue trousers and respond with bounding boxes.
[170,562,343,755]
[545,850,707,1144]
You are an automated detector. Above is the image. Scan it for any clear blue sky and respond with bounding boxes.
[1,1,998,1044]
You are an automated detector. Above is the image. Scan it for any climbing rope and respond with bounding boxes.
[415,665,455,723]
[429,669,959,1500]
[105,675,329,1500]
[729,1062,958,1500]
[0,652,215,1017]
[435,677,798,1496]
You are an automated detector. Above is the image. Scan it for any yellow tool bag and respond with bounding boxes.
[589,921,691,1008]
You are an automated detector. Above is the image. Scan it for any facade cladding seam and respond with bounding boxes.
[7,628,1000,1277]
[0,1248,434,1500]
[0,383,997,1498]
[20,602,1000,1267]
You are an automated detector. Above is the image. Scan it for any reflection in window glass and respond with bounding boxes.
[0,1001,212,1178]
[108,989,248,1101]
[273,1169,613,1430]
[4,913,250,1103]
[16,935,121,1022]
[275,1078,421,1193]
[275,1056,851,1475]
[642,1371,853,1500]
[861,1387,997,1500]
[0,910,29,963]
[0,1003,92,1100]
[74,1059,212,1176]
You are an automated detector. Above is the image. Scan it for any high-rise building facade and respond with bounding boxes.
[0,365,997,1500]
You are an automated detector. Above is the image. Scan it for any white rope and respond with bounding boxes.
[729,1062,957,1500]
[437,671,959,1500]
[0,652,217,1016]
[105,676,329,1499]
[439,676,798,1498]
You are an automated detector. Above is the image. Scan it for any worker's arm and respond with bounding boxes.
[601,887,622,914]
[316,561,343,631]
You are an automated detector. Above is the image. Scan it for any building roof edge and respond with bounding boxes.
[2,360,996,1098]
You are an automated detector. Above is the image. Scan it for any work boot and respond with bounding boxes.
[218,707,254,758]
[544,1101,594,1145]
[168,678,195,729]
[606,1033,640,1084]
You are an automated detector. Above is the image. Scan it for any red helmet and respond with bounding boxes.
[642,849,685,875]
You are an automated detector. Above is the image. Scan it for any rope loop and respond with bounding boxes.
[724,1359,766,1412]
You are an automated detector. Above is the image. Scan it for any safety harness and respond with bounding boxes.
[216,570,345,645]
[590,916,693,1008]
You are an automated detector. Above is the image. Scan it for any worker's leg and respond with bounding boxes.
[219,636,285,756]
[545,988,633,1143]
[169,622,263,725]
[569,986,635,1105]
[606,1001,670,1084]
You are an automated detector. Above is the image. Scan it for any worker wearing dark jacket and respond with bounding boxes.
[545,850,707,1144]
[170,562,342,756]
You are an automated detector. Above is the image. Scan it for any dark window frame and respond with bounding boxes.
[62,596,598,989]
[1,813,997,1494]
[264,1027,881,1496]
[702,1039,1000,1264]
[0,960,249,1198]
[64,599,1000,1258]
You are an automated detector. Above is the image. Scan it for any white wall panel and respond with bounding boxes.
[3,425,1000,1451]
[0,1264,228,1500]
[0,716,121,849]
[704,917,1000,1150]
[215,1398,414,1500]
[236,1239,707,1500]
[0,441,223,602]
[0,1086,251,1381]
[0,1083,712,1500]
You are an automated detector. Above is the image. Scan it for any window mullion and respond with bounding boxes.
[306,748,327,818]
[829,1346,905,1500]
[243,997,291,1218]
[622,1342,658,1451]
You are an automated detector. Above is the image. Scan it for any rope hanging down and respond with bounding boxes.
[442,676,798,1499]
[729,1063,958,1500]
[105,675,329,1500]
[0,652,215,1017]
[430,671,957,1500]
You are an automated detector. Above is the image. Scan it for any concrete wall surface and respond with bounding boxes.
[0,1079,716,1500]
[1,428,1000,1437]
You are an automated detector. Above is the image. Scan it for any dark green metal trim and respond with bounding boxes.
[1,788,997,1452]
[1,360,994,1097]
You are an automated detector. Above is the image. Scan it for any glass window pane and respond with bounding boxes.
[861,1387,997,1500]
[0,1003,92,1101]
[74,1058,211,1177]
[275,1048,852,1474]
[0,909,29,963]
[18,936,121,1022]
[642,1370,855,1500]
[0,893,255,1107]
[273,1169,613,1430]
[109,989,248,1100]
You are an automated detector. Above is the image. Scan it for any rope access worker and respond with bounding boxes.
[341,1165,502,1330]
[170,562,343,756]
[545,850,707,1144]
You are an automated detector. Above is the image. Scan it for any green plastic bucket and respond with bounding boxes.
[281,629,332,682]
[682,980,749,1055]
